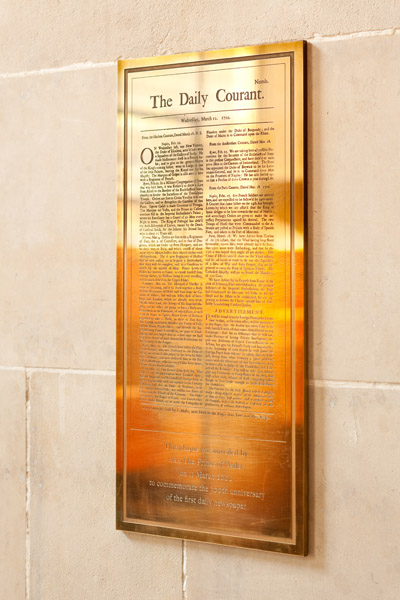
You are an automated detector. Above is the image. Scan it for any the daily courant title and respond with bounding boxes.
[149,89,265,109]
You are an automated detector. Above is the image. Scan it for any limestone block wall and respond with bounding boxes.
[1,2,400,598]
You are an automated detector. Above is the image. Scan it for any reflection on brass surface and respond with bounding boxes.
[117,42,307,554]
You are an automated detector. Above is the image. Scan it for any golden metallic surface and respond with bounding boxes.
[117,42,307,554]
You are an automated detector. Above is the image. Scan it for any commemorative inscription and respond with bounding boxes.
[117,42,307,554]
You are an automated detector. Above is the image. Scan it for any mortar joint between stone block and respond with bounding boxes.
[24,369,31,600]
[309,379,400,391]
[182,540,188,600]
[0,27,399,79]
[309,26,400,43]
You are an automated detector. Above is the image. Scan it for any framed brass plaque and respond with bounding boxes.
[117,42,307,554]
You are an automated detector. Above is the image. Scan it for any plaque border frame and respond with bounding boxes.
[116,41,307,555]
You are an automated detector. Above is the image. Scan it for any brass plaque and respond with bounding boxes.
[117,42,307,554]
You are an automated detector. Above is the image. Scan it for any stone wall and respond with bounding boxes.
[1,2,400,598]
